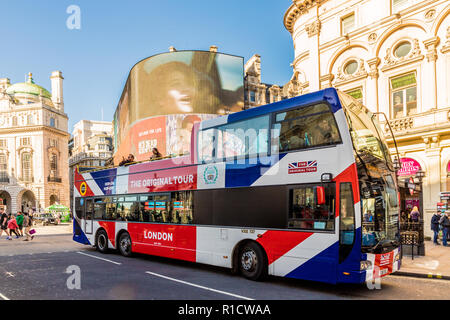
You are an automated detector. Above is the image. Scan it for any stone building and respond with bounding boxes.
[0,72,69,213]
[68,120,113,210]
[283,0,450,236]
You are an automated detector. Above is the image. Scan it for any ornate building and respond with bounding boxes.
[0,72,69,213]
[283,0,450,237]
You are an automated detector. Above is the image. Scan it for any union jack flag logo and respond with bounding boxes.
[288,160,317,174]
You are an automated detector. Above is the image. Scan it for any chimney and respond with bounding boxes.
[209,45,218,53]
[50,71,64,111]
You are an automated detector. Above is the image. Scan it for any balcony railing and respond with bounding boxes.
[48,176,62,183]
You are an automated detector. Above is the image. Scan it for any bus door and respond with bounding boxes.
[85,198,94,234]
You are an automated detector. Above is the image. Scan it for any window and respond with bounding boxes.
[341,13,355,35]
[50,117,55,127]
[391,72,417,118]
[345,88,363,102]
[249,90,256,102]
[50,154,58,178]
[339,182,355,262]
[0,154,7,182]
[288,184,335,230]
[27,115,33,125]
[21,152,32,182]
[392,0,409,13]
[344,60,358,75]
[273,103,341,153]
[12,117,17,127]
[394,41,411,58]
[170,191,193,224]
[198,115,270,162]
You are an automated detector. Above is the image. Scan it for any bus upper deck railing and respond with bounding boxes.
[76,153,190,175]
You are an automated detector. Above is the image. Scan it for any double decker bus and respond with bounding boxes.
[73,88,401,284]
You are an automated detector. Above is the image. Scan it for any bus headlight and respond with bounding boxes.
[360,261,372,270]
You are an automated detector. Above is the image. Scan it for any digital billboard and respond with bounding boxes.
[113,50,244,164]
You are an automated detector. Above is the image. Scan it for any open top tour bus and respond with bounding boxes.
[73,88,401,284]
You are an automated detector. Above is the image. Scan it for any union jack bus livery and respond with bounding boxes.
[73,88,401,284]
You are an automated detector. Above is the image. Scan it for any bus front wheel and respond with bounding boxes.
[118,232,132,257]
[238,242,267,281]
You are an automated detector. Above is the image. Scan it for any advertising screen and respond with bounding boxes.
[113,50,244,164]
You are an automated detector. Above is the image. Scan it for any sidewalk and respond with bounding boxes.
[31,222,72,236]
[394,240,450,280]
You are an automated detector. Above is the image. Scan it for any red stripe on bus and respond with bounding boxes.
[333,163,360,205]
[257,231,313,265]
[98,221,116,247]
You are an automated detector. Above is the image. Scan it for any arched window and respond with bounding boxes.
[0,154,7,182]
[21,152,32,182]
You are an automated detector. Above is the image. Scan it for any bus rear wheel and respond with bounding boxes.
[238,242,267,281]
[118,232,132,257]
[96,229,109,254]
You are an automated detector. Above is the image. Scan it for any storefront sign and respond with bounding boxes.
[397,158,421,176]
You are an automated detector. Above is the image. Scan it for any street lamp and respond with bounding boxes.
[415,169,426,255]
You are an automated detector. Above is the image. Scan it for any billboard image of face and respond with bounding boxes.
[113,50,244,164]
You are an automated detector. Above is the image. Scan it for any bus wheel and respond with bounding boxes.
[118,232,132,257]
[96,230,109,254]
[238,242,267,281]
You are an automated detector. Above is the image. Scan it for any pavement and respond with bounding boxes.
[395,240,450,280]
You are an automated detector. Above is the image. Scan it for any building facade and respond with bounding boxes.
[283,0,450,237]
[69,120,113,210]
[0,72,69,213]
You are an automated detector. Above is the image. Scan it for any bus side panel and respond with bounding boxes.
[263,232,339,284]
[127,223,197,262]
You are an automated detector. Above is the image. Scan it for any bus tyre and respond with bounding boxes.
[239,242,267,281]
[96,229,109,254]
[118,232,132,257]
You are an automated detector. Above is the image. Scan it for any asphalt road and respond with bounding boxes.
[0,233,448,301]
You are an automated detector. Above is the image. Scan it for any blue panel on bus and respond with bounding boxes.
[227,88,341,124]
[225,154,287,188]
[89,168,117,195]
[285,241,339,284]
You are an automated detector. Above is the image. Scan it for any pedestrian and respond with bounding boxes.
[410,206,420,223]
[0,208,10,239]
[7,214,20,239]
[22,212,34,241]
[150,148,163,160]
[16,211,24,237]
[431,210,441,245]
[439,211,450,247]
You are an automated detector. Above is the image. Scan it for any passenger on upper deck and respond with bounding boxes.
[119,154,135,166]
[312,118,340,145]
[150,148,163,160]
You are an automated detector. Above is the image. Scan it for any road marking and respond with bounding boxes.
[77,252,121,265]
[145,271,253,300]
[0,293,10,300]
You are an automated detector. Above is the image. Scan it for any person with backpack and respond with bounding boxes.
[7,214,20,239]
[431,210,441,245]
[439,211,450,247]
[16,211,24,237]
[410,206,420,223]
[22,212,34,241]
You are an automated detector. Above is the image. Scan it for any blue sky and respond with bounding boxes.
[0,0,294,132]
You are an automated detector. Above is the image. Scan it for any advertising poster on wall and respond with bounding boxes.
[112,50,244,165]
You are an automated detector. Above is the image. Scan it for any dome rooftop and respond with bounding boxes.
[5,73,52,99]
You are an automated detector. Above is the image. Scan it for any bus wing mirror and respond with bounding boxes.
[315,186,325,206]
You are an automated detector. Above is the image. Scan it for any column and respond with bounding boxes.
[422,37,440,111]
[366,58,380,114]
[305,20,321,92]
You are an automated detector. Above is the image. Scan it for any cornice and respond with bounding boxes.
[0,125,70,137]
[284,0,328,34]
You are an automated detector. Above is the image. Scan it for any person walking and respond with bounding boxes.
[7,214,20,239]
[439,211,450,247]
[0,208,10,239]
[22,212,34,241]
[431,211,441,245]
[410,206,420,223]
[16,211,24,237]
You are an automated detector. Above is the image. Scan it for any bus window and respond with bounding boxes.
[339,183,355,248]
[75,197,84,219]
[105,199,117,220]
[274,103,341,153]
[85,199,94,221]
[141,198,154,222]
[94,198,106,220]
[171,191,193,224]
[288,184,335,231]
